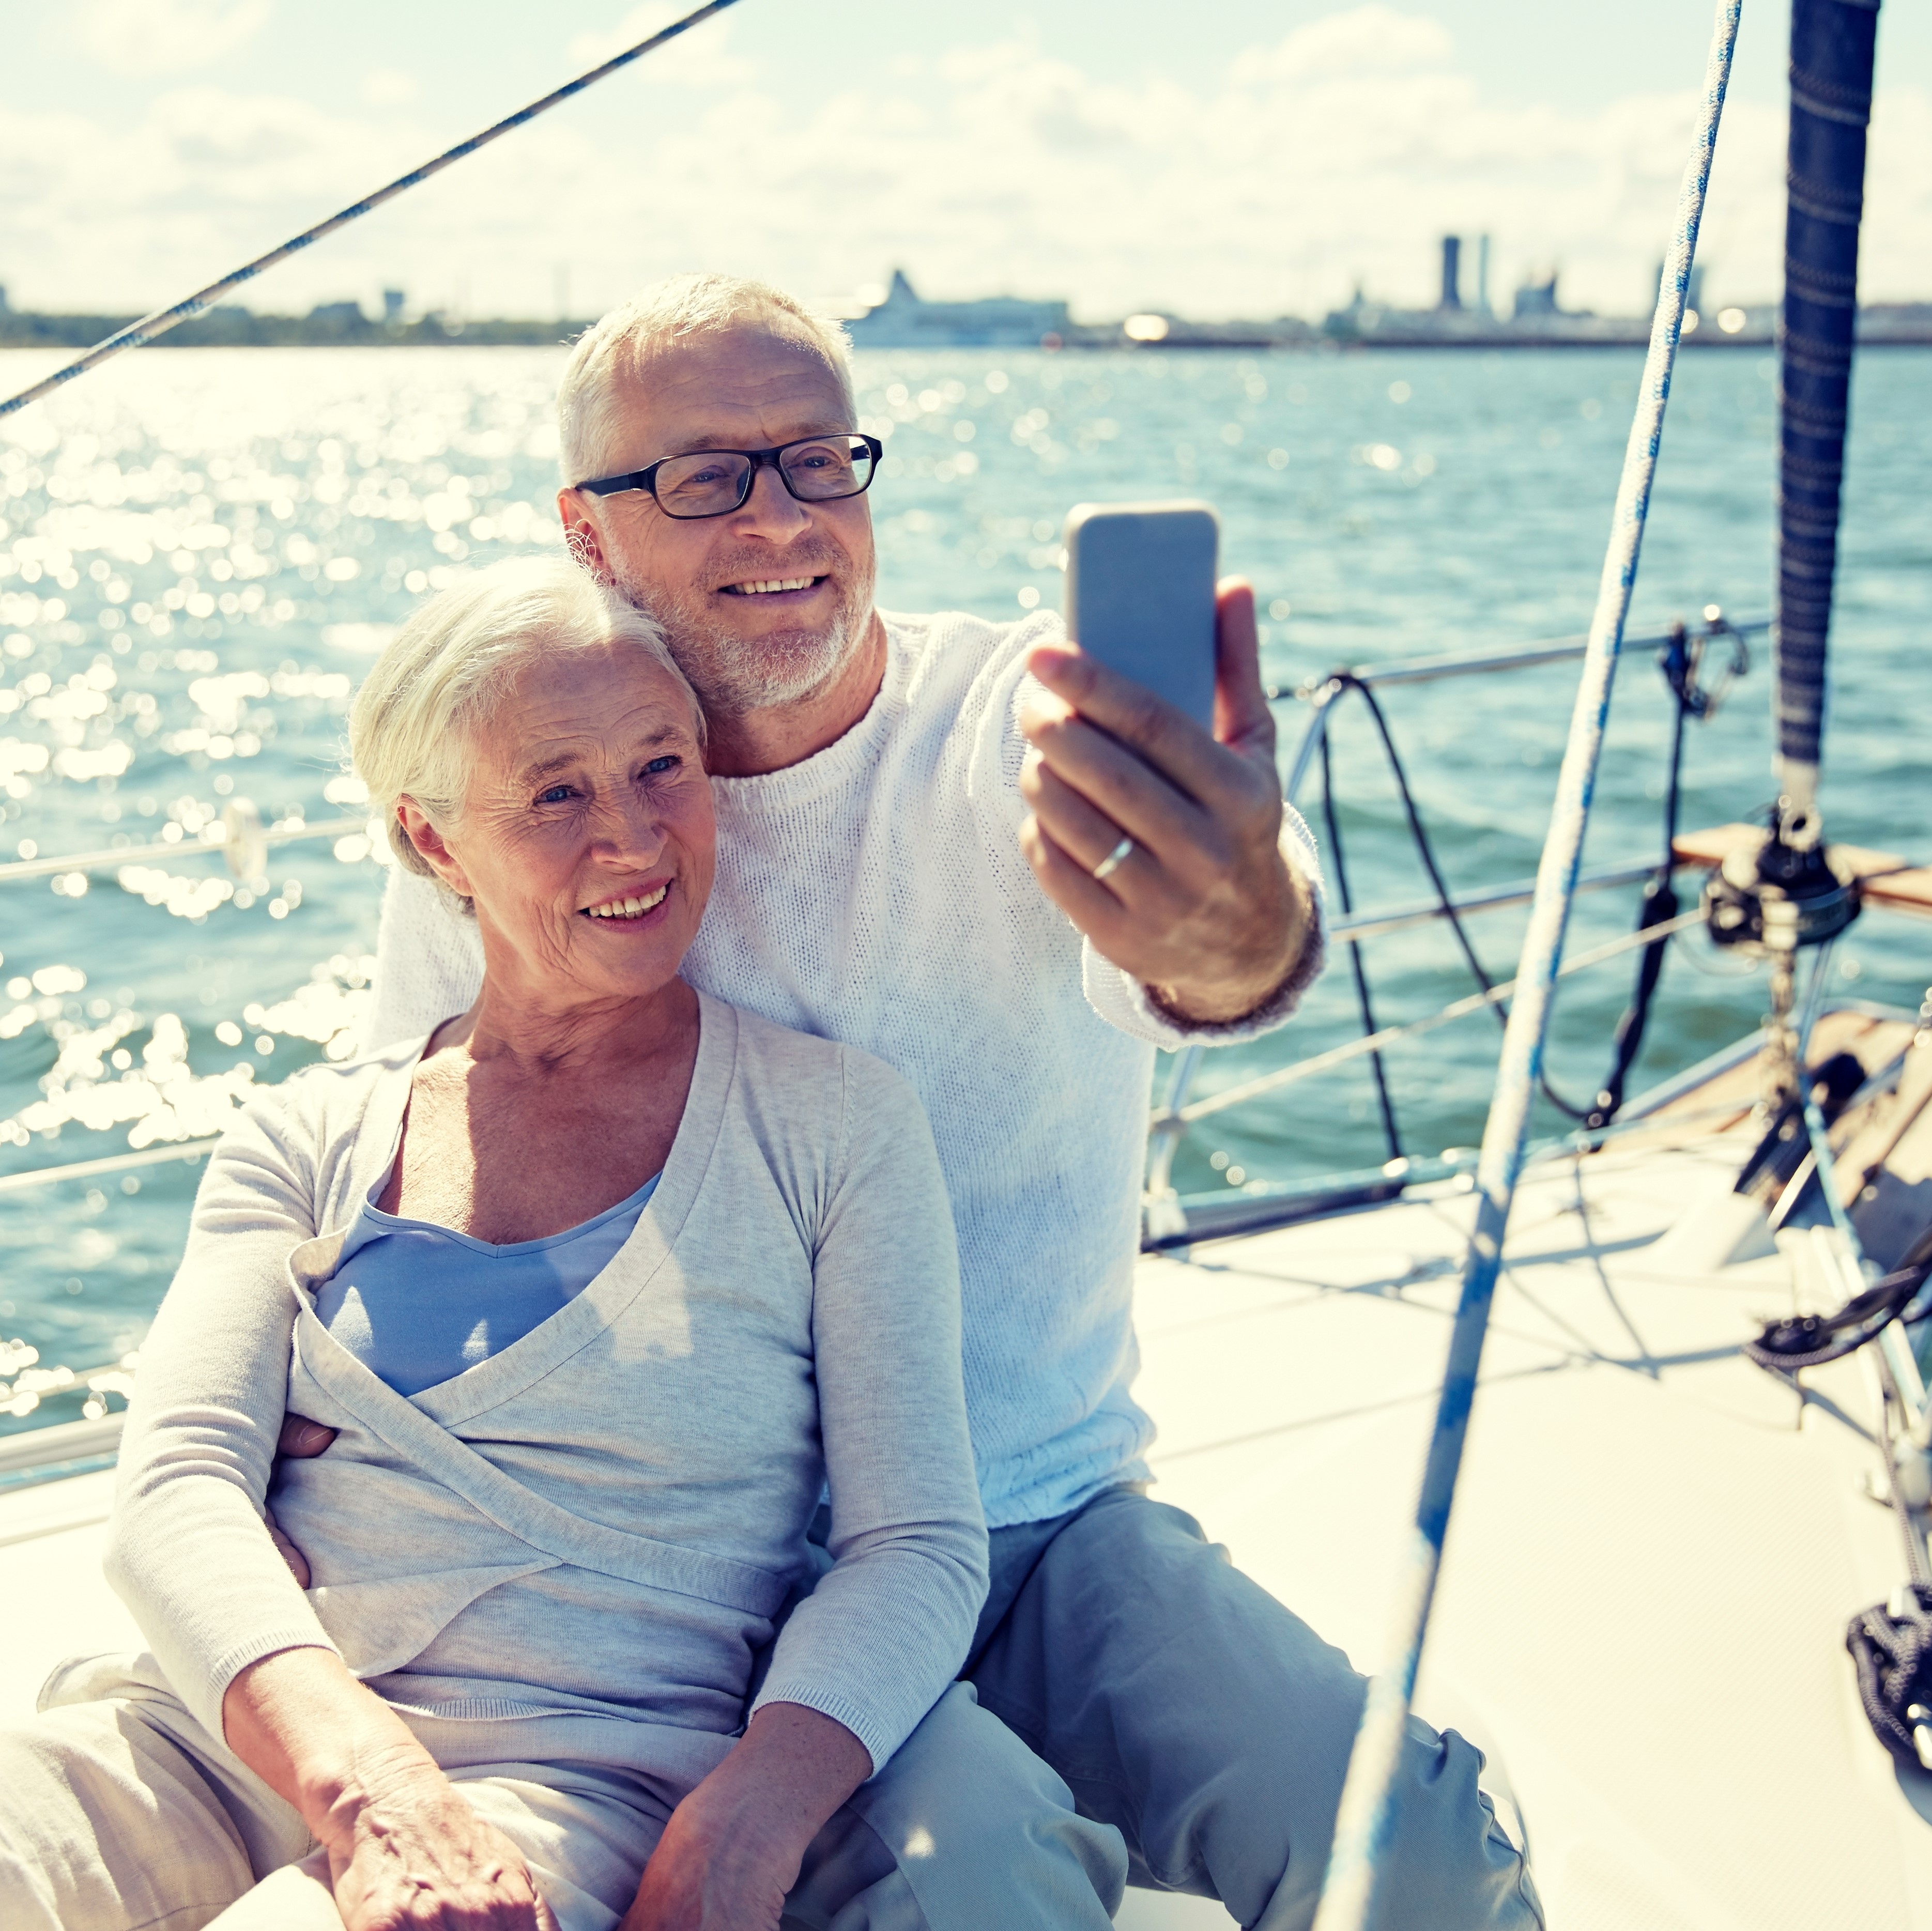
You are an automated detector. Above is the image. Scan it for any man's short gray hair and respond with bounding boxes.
[557,272,855,488]
[349,554,703,891]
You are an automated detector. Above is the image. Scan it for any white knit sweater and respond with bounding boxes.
[369,609,1325,1528]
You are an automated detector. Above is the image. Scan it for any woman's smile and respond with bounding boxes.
[579,880,672,923]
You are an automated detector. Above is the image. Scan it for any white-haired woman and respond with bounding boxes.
[0,558,1091,1931]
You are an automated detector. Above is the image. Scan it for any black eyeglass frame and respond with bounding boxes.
[574,434,886,519]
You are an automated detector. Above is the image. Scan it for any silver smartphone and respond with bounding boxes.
[1061,500,1219,733]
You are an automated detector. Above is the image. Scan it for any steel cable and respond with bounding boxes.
[1310,5,1742,1923]
[0,0,746,419]
[1318,730,1403,1162]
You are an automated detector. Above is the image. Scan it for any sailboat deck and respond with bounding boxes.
[1126,1070,1929,1926]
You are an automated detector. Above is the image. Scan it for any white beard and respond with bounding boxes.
[611,554,876,719]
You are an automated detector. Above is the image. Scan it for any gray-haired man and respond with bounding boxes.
[324,275,1539,1928]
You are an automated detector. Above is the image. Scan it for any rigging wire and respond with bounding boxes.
[1312,611,1750,1141]
[1325,672,1596,1121]
[1310,3,1741,1923]
[1318,730,1403,1162]
[1582,617,1749,1125]
[1178,905,1711,1124]
[0,0,746,420]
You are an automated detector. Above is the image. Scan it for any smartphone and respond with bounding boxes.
[1062,501,1219,733]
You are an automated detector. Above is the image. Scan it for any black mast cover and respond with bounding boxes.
[1775,0,1881,833]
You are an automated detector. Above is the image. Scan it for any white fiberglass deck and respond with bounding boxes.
[2,1114,1925,1929]
[1124,1122,1930,1928]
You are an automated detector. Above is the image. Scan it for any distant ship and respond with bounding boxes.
[844,268,1071,349]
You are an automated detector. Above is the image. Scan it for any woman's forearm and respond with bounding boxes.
[772,1055,987,1773]
[225,1648,556,1929]
[223,1645,436,1833]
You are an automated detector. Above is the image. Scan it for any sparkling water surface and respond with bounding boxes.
[2,343,1927,1447]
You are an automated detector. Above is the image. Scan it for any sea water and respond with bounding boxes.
[2,343,1927,1443]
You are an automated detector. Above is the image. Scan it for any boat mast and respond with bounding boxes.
[1774,0,1882,849]
[1704,0,1878,1107]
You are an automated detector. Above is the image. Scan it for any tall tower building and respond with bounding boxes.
[1439,236,1463,311]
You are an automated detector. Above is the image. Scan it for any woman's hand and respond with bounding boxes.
[321,1743,558,1931]
[225,1647,557,1930]
[620,1704,871,1930]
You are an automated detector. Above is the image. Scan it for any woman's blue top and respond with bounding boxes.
[314,1173,660,1396]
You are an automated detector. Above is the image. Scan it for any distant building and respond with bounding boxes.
[1513,273,1560,318]
[1325,247,1655,346]
[845,269,1069,349]
[1859,302,1932,343]
[308,300,367,327]
[0,284,10,315]
[382,288,406,325]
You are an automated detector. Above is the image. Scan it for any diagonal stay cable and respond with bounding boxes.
[0,0,746,420]
[1310,4,1742,1926]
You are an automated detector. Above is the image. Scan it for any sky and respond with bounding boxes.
[2,0,1928,325]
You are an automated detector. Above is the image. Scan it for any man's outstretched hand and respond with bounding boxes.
[1019,577,1313,1025]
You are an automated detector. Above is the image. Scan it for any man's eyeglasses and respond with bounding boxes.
[575,434,885,521]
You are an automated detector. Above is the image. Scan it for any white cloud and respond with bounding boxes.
[359,68,419,110]
[70,0,271,78]
[1231,4,1455,84]
[2,8,1926,324]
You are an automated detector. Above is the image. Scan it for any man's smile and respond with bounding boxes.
[719,575,828,598]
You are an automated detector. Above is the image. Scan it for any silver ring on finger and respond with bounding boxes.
[1092,835,1135,883]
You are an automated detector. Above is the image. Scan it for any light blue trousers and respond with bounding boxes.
[928,1486,1545,1931]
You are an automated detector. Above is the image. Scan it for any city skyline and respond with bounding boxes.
[3,1,1929,327]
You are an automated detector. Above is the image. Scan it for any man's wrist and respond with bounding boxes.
[671,1702,870,1878]
[1149,852,1320,1026]
[1148,967,1289,1028]
[651,1769,820,1910]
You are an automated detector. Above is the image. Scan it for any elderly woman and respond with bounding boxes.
[0,558,1084,1930]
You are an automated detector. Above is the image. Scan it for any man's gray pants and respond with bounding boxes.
[939,1485,1544,1930]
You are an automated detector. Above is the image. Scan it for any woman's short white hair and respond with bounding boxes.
[349,554,703,893]
[558,272,855,487]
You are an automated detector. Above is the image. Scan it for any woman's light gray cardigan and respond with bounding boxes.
[103,993,988,1783]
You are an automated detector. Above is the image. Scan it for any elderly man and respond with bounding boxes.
[356,274,1540,1928]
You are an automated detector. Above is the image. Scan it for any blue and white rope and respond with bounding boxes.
[1308,4,1743,1927]
[0,0,745,421]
